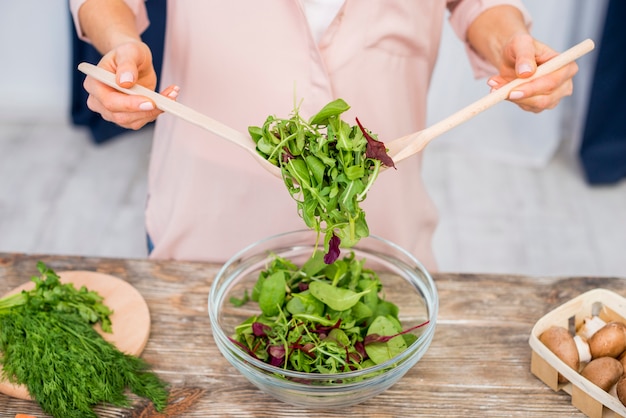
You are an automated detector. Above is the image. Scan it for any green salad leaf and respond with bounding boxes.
[229,252,429,374]
[249,99,395,263]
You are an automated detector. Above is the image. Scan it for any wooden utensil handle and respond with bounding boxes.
[391,38,595,163]
[77,62,283,178]
[77,63,254,153]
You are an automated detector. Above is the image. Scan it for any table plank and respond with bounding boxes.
[1,253,625,417]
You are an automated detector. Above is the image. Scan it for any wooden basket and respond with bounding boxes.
[529,288,626,418]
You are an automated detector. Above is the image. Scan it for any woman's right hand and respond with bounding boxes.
[83,40,179,130]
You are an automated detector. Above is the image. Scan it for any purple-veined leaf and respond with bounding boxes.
[324,234,341,264]
[356,117,396,169]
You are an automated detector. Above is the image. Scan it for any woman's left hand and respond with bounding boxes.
[487,33,579,113]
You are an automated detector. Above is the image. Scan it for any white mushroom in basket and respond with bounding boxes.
[580,357,624,392]
[573,335,592,363]
[577,315,607,340]
[587,321,626,359]
[539,326,579,383]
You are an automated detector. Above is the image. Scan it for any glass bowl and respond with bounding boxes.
[208,229,438,409]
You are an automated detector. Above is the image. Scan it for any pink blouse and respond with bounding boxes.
[70,0,530,271]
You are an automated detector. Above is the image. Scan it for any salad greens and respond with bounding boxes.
[229,251,429,374]
[249,99,395,264]
[0,262,168,418]
[239,99,424,374]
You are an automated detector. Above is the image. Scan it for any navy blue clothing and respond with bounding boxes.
[70,0,166,144]
[579,0,626,184]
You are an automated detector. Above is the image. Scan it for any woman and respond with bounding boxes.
[70,0,578,270]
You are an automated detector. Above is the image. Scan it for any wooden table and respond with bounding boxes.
[1,252,624,417]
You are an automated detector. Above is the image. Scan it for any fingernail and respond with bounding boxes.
[139,101,155,111]
[509,91,524,100]
[517,63,533,75]
[487,79,498,87]
[167,85,180,99]
[120,72,134,84]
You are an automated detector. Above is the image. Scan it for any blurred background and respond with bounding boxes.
[1,0,624,277]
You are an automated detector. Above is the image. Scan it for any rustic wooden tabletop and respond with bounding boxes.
[1,252,624,417]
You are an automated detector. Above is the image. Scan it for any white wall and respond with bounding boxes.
[0,0,71,122]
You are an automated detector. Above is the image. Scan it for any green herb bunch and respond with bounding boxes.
[0,262,168,418]
[230,252,428,375]
[249,99,395,264]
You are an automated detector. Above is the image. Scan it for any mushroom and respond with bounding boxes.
[577,315,607,339]
[581,357,624,392]
[573,335,592,363]
[620,351,626,370]
[539,326,579,383]
[588,321,626,359]
[617,376,626,407]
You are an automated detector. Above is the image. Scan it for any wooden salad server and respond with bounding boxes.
[77,62,283,177]
[78,38,594,177]
[385,38,595,164]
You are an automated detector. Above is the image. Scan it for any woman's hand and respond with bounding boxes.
[467,6,579,114]
[487,33,579,113]
[83,40,179,130]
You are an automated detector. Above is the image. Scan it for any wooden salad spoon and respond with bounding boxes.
[385,38,595,163]
[78,38,594,177]
[77,62,282,177]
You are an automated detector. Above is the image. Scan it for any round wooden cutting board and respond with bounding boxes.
[0,271,151,400]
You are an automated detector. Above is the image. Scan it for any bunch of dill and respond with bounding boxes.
[0,262,168,418]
